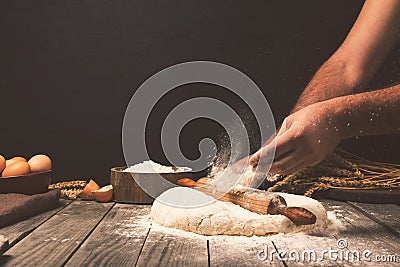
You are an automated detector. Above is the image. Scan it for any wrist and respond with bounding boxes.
[314,98,353,141]
[322,95,364,140]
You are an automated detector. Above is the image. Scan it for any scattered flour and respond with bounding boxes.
[115,214,151,238]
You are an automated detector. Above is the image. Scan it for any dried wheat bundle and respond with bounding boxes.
[267,149,400,197]
[49,180,87,199]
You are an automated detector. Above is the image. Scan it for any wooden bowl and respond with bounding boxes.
[110,166,192,204]
[0,170,52,195]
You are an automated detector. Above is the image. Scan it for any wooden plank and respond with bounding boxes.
[347,202,400,236]
[265,200,342,267]
[64,204,151,266]
[0,199,70,246]
[324,200,399,266]
[136,225,208,267]
[0,200,113,267]
[269,200,400,266]
[270,232,348,267]
[209,236,283,266]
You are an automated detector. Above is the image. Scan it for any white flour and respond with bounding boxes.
[123,160,191,173]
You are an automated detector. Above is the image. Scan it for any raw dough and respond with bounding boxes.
[151,187,335,236]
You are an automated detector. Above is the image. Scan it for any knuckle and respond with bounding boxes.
[291,129,304,141]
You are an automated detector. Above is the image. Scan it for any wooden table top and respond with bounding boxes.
[0,199,399,266]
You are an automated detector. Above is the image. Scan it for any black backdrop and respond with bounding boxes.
[1,0,399,185]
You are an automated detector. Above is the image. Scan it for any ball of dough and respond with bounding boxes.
[151,187,330,236]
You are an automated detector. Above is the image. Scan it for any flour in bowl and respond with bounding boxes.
[123,160,191,173]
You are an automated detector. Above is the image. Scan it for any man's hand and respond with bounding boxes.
[249,102,342,175]
[250,82,400,175]
[253,0,400,175]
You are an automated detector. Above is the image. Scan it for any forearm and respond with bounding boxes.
[292,56,366,113]
[250,83,400,174]
[327,84,400,138]
[293,0,400,113]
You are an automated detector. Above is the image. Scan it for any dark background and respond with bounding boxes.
[1,0,399,185]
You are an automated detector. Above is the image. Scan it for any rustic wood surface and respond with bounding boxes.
[348,202,400,236]
[136,226,208,266]
[0,200,113,266]
[64,204,151,266]
[208,236,280,266]
[0,199,70,246]
[323,200,399,266]
[1,199,399,266]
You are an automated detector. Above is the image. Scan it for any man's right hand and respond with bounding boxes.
[249,101,343,175]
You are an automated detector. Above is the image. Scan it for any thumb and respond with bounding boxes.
[249,150,261,167]
[277,117,289,137]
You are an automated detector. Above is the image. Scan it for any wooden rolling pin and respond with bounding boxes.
[178,178,316,225]
[0,235,9,255]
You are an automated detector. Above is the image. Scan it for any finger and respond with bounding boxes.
[250,131,295,169]
[249,150,261,167]
[249,132,279,167]
[261,126,281,148]
[249,122,295,168]
[230,156,251,174]
[279,160,308,175]
[277,118,290,137]
[274,153,321,175]
[272,130,298,160]
[269,149,304,174]
[255,151,275,173]
[249,121,287,167]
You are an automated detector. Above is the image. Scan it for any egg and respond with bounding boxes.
[79,179,100,200]
[0,155,5,173]
[28,154,52,173]
[6,156,27,167]
[93,185,113,202]
[1,162,31,178]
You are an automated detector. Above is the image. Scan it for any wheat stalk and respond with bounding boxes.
[267,149,400,196]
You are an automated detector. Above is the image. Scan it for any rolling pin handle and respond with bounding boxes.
[278,206,317,225]
[0,235,9,255]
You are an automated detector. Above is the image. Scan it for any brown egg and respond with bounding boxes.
[79,179,100,200]
[0,155,5,173]
[28,154,52,173]
[93,185,113,202]
[6,156,27,167]
[2,162,31,178]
